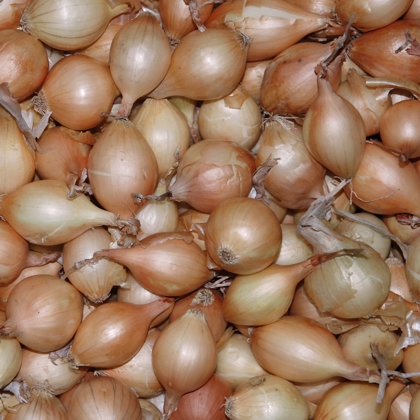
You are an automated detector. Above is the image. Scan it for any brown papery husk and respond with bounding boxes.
[88,118,159,219]
[36,126,92,194]
[255,117,326,210]
[348,20,420,84]
[0,107,35,195]
[149,28,249,101]
[169,288,227,341]
[98,328,164,398]
[302,76,366,179]
[386,257,415,302]
[261,40,343,116]
[344,142,420,217]
[170,373,231,420]
[66,376,142,420]
[0,0,31,30]
[313,380,405,420]
[5,386,67,420]
[93,232,214,296]
[206,0,328,62]
[159,0,215,42]
[168,139,256,214]
[335,0,413,32]
[69,298,173,368]
[249,315,377,383]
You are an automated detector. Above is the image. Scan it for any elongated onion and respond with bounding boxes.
[21,0,131,51]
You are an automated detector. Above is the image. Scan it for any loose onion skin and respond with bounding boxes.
[0,29,49,101]
[34,54,119,131]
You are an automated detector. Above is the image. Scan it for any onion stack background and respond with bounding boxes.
[2,0,420,419]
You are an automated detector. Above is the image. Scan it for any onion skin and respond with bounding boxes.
[0,0,31,29]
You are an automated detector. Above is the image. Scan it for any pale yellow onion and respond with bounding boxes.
[93,232,214,296]
[389,389,411,420]
[205,197,282,275]
[88,118,159,219]
[0,0,31,29]
[411,387,420,420]
[131,98,191,178]
[302,76,366,179]
[260,40,343,116]
[35,126,92,194]
[336,68,392,136]
[198,85,262,150]
[21,0,131,51]
[225,374,309,420]
[17,347,88,395]
[152,308,218,418]
[284,0,335,16]
[98,328,164,398]
[250,315,374,383]
[404,0,420,20]
[170,373,232,420]
[69,298,173,368]
[0,29,49,101]
[117,272,174,327]
[0,105,35,196]
[110,11,172,118]
[275,224,313,265]
[404,234,420,303]
[386,257,415,302]
[0,179,120,246]
[383,216,420,246]
[294,377,345,405]
[62,227,127,303]
[6,387,67,420]
[206,0,328,62]
[313,381,405,420]
[256,189,288,222]
[239,60,270,105]
[33,54,119,131]
[67,376,142,420]
[150,28,249,101]
[159,0,215,42]
[255,117,326,210]
[338,324,403,371]
[216,332,269,390]
[0,337,22,389]
[403,343,420,384]
[335,0,414,32]
[168,96,197,131]
[334,212,391,260]
[169,288,227,341]
[166,139,256,214]
[0,274,83,352]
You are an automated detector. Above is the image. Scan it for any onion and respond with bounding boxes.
[0,179,120,246]
[33,54,119,131]
[110,11,172,118]
[225,374,309,420]
[205,197,282,275]
[67,376,143,420]
[206,0,328,62]
[404,234,420,303]
[198,85,262,150]
[411,387,420,420]
[383,215,420,245]
[150,28,249,101]
[403,343,420,384]
[21,0,131,51]
[294,377,345,405]
[93,232,214,296]
[386,257,415,302]
[0,337,22,389]
[0,0,31,30]
[0,274,83,352]
[69,298,172,368]
[275,224,313,265]
[0,29,49,101]
[98,328,164,398]
[88,118,159,219]
[17,347,88,395]
[389,389,411,420]
[284,0,335,16]
[152,308,218,418]
[250,315,375,383]
[240,60,270,106]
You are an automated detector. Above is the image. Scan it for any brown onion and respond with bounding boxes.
[0,0,31,30]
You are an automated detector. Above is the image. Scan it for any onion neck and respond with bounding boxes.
[163,390,183,420]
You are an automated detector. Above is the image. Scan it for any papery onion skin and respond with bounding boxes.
[21,0,131,51]
[149,28,249,101]
[0,0,31,29]
[0,29,49,101]
[34,54,119,131]
[0,274,83,352]
[205,197,282,275]
[67,376,143,420]
[168,139,256,214]
[0,179,119,246]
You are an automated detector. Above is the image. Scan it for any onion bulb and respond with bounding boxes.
[0,337,22,389]
[0,0,31,30]
[205,197,282,275]
[0,274,83,352]
[152,308,218,418]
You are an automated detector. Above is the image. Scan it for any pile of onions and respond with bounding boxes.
[4,1,420,418]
